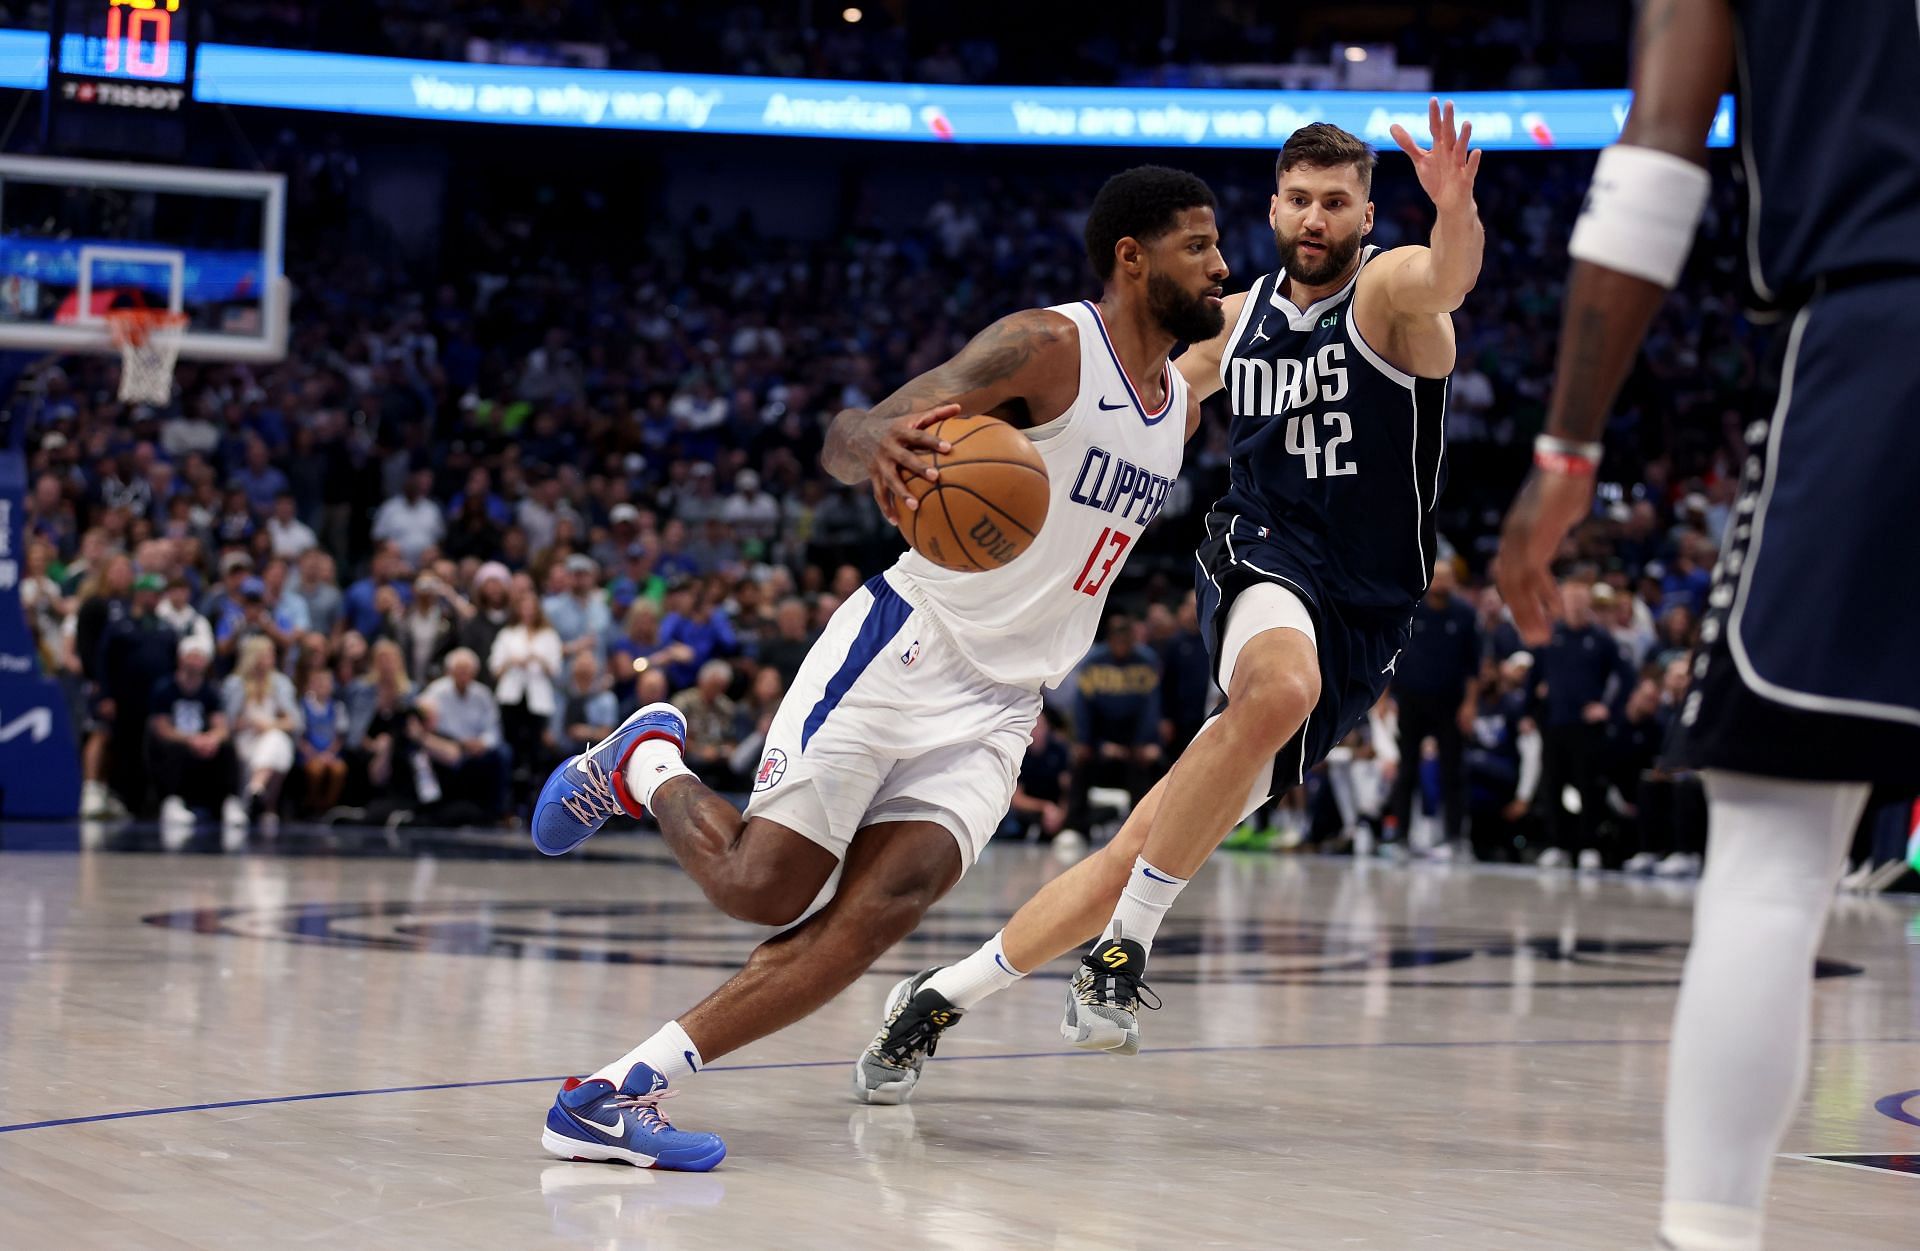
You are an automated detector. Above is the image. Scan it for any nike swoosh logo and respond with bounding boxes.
[1140,867,1180,883]
[993,953,1015,975]
[1097,398,1127,411]
[684,1050,700,1072]
[573,1108,625,1134]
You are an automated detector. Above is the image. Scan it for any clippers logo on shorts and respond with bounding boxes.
[901,639,921,667]
[1068,446,1173,526]
[753,748,788,791]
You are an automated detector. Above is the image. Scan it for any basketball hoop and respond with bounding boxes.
[105,307,189,405]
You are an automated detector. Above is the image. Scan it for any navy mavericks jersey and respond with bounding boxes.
[1735,0,1920,300]
[1215,246,1449,611]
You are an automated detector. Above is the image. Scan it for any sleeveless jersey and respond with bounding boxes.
[1734,0,1920,301]
[890,300,1189,690]
[1214,246,1449,610]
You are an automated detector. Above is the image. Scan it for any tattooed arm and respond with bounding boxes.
[822,307,1078,522]
[1495,0,1732,642]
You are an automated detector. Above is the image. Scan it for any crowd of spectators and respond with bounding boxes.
[6,111,1790,862]
[91,0,1645,93]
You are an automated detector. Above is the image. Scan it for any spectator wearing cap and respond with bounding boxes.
[150,634,240,828]
[591,503,643,572]
[200,551,254,629]
[266,493,318,561]
[543,554,613,665]
[656,578,738,692]
[459,562,514,663]
[156,576,213,659]
[419,648,509,823]
[371,467,445,567]
[223,635,301,830]
[720,469,780,550]
[490,588,563,798]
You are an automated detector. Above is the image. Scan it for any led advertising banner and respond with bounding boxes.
[0,33,1736,150]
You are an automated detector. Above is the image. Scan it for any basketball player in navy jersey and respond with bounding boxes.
[527,166,1230,1169]
[1496,2,1920,1247]
[858,106,1483,1097]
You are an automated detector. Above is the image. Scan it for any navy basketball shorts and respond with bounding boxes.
[1195,513,1411,796]
[1667,274,1920,791]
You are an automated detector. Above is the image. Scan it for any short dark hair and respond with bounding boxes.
[1276,123,1376,195]
[1083,165,1217,281]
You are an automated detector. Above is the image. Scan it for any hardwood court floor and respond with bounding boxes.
[0,827,1914,1251]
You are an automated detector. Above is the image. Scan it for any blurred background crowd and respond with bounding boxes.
[5,0,1910,873]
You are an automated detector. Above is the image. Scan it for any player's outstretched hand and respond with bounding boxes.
[861,404,959,525]
[1494,468,1594,645]
[1390,98,1481,215]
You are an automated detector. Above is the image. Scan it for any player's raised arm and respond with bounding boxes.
[1379,98,1485,315]
[821,307,1077,523]
[1496,0,1733,643]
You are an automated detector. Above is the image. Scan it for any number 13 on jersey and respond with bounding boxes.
[1073,527,1131,596]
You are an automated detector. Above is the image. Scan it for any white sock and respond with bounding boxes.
[1659,1201,1763,1251]
[590,1019,703,1090]
[1663,771,1868,1235]
[923,930,1026,1009]
[1100,857,1189,958]
[624,738,696,810]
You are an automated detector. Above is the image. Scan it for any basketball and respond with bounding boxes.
[897,414,1050,571]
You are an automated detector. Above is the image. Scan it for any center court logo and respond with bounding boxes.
[753,748,787,791]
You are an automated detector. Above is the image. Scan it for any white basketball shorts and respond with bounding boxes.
[743,572,1041,872]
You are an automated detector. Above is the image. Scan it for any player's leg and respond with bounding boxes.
[530,698,839,926]
[544,819,961,1169]
[1658,772,1866,1251]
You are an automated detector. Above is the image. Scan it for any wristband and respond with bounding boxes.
[1568,145,1711,288]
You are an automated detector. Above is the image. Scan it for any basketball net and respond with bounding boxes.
[105,308,190,405]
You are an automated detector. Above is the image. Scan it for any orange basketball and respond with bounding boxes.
[898,414,1050,571]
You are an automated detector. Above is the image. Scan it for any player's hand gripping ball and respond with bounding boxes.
[897,414,1049,571]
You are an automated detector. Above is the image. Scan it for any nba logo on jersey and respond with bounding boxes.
[901,639,921,668]
[753,749,788,791]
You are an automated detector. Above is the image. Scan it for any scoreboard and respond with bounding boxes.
[51,0,195,112]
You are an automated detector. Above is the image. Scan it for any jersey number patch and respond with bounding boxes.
[1073,527,1131,596]
[1285,411,1357,479]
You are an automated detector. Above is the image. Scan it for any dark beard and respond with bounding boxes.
[1147,271,1225,343]
[1277,226,1362,286]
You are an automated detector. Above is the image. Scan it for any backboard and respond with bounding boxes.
[0,154,286,362]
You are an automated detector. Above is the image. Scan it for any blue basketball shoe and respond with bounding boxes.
[532,702,687,855]
[542,1064,727,1171]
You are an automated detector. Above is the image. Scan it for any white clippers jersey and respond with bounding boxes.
[889,300,1189,689]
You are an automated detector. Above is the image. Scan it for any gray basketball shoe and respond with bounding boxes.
[1060,931,1159,1055]
[851,968,963,1105]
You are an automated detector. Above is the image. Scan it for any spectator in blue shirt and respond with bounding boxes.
[231,437,291,516]
[543,554,614,665]
[343,542,414,641]
[656,580,737,691]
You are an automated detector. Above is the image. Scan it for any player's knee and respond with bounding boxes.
[843,869,945,955]
[1227,663,1319,751]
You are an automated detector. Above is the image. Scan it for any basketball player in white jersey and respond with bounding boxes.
[529,165,1229,1169]
[858,106,1483,1103]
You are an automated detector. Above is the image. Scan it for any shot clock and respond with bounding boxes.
[51,0,195,110]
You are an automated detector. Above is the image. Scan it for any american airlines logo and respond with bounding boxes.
[0,706,53,745]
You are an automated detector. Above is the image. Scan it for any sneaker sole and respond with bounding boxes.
[1060,1000,1140,1054]
[850,971,929,1106]
[539,1127,726,1172]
